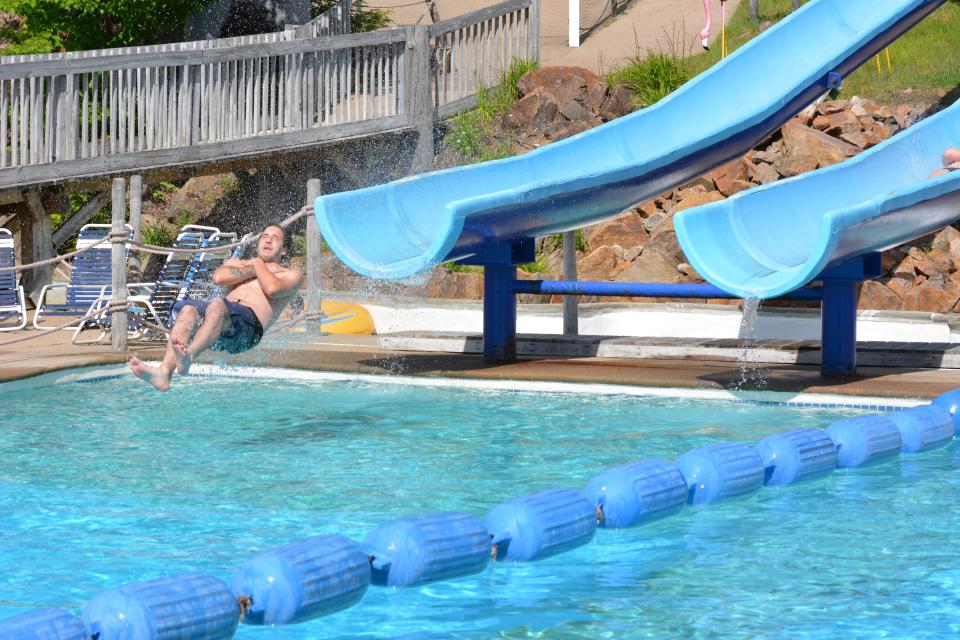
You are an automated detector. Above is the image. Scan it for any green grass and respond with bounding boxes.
[842,1,960,102]
[444,263,484,274]
[677,0,960,104]
[141,222,175,247]
[447,58,539,163]
[607,53,688,108]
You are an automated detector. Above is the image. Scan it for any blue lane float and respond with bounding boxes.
[931,389,960,434]
[231,535,370,626]
[0,608,87,640]
[825,415,903,468]
[362,512,490,587]
[82,573,238,640]
[754,428,838,486]
[675,442,766,504]
[484,488,597,561]
[583,459,688,529]
[887,405,955,453]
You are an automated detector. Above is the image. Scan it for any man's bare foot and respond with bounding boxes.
[128,356,171,392]
[172,336,193,375]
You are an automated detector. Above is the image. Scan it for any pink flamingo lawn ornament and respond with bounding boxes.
[699,0,712,49]
[699,0,729,56]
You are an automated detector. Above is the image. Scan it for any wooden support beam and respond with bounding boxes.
[110,178,128,353]
[0,190,25,206]
[404,25,436,173]
[306,179,322,315]
[128,175,143,281]
[22,189,53,305]
[51,192,106,249]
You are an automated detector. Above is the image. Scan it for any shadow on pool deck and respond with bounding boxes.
[4,322,960,400]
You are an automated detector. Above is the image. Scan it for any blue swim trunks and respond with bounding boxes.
[172,298,264,354]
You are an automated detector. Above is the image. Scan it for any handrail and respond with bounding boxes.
[0,29,408,79]
[429,0,532,35]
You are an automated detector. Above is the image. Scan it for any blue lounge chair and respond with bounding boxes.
[33,224,131,330]
[0,228,27,331]
[74,226,237,344]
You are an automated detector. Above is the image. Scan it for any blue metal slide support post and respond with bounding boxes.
[484,265,518,361]
[819,253,882,376]
[457,239,536,362]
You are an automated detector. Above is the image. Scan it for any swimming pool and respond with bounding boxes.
[1,369,956,638]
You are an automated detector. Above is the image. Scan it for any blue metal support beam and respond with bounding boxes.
[819,253,881,376]
[469,244,876,377]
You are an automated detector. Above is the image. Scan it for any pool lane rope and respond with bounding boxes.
[5,389,960,639]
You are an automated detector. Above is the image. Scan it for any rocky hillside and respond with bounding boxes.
[468,66,959,312]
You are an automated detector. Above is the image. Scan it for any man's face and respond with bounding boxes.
[257,226,284,262]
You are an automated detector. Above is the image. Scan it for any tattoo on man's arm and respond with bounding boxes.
[227,265,255,279]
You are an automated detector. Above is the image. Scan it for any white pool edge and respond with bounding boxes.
[0,363,925,410]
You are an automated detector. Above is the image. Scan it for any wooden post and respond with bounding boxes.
[128,175,143,282]
[110,178,128,352]
[562,230,578,335]
[530,0,541,61]
[306,179,322,316]
[22,188,53,305]
[404,25,435,173]
[342,0,353,34]
[749,0,759,20]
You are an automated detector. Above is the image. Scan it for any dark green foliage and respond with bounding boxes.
[311,0,390,32]
[1,0,213,54]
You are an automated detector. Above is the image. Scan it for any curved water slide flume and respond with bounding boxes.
[676,100,960,300]
[316,0,946,281]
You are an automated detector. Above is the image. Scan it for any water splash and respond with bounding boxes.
[734,296,768,391]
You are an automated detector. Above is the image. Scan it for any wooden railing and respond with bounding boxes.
[430,0,538,116]
[0,0,538,189]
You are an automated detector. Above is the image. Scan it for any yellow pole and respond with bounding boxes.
[721,1,728,58]
[885,47,892,71]
[875,53,882,73]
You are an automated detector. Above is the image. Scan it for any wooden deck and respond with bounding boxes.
[0,0,539,192]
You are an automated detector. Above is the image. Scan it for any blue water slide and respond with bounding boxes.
[315,0,946,280]
[675,100,960,299]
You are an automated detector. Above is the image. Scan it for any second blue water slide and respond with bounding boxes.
[316,0,945,280]
[675,100,960,300]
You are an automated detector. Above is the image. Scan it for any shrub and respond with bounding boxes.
[608,52,688,108]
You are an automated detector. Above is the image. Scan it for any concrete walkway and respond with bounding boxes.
[5,319,960,401]
[540,0,741,74]
[373,0,741,74]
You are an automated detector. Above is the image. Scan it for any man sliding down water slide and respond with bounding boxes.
[129,224,303,392]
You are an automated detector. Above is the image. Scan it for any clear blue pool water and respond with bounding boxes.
[1,374,957,639]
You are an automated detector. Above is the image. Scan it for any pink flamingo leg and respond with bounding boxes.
[699,0,713,49]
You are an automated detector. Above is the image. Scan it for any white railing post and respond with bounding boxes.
[568,0,579,47]
[531,0,541,61]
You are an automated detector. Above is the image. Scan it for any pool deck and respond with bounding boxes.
[6,320,960,400]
